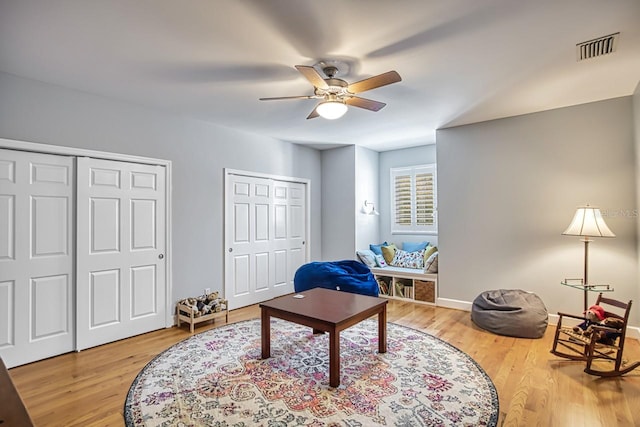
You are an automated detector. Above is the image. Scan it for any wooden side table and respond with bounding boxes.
[260,288,387,388]
[0,357,34,426]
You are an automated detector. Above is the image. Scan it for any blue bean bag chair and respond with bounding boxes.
[294,260,379,297]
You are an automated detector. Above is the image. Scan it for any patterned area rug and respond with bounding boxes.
[125,318,499,426]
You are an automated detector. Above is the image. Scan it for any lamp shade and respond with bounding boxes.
[316,101,347,120]
[562,205,615,237]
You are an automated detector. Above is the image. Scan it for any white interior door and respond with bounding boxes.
[225,173,307,309]
[76,157,166,350]
[0,149,75,368]
[274,180,306,293]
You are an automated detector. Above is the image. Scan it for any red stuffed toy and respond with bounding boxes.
[573,304,624,345]
[573,304,605,333]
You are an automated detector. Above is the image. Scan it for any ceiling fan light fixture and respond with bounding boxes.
[316,100,348,120]
[260,64,401,119]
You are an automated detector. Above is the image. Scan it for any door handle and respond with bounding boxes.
[158,254,164,259]
[228,248,233,252]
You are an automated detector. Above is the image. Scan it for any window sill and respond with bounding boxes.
[391,230,438,235]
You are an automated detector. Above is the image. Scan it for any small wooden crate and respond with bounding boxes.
[415,280,436,303]
[177,303,228,333]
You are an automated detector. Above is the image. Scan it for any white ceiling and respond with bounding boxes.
[1,0,639,152]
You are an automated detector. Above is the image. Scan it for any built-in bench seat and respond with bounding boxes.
[369,266,437,281]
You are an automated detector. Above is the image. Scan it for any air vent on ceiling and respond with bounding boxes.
[576,32,619,61]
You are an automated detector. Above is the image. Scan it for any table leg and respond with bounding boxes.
[261,308,271,359]
[329,329,340,387]
[378,306,387,353]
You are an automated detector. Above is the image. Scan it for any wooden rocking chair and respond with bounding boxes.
[550,293,640,377]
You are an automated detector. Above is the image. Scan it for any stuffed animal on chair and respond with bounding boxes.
[573,303,625,345]
[584,317,625,345]
[573,304,605,334]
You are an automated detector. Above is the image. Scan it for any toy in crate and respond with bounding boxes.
[177,292,228,333]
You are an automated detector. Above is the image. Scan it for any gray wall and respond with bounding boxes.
[5,71,637,326]
[321,146,356,260]
[0,72,323,302]
[355,146,380,251]
[437,96,639,326]
[379,144,438,248]
[322,144,439,257]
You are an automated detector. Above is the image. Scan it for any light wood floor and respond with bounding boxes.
[8,299,640,426]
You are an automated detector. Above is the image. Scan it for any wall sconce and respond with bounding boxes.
[361,200,380,215]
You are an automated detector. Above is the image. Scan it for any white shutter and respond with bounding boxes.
[391,164,436,234]
[394,173,412,226]
[415,170,434,226]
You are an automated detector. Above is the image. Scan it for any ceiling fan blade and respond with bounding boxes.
[347,71,402,94]
[259,95,316,101]
[295,65,329,89]
[345,96,386,112]
[306,106,320,119]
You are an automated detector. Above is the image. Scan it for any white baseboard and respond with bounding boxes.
[436,297,472,312]
[435,298,640,340]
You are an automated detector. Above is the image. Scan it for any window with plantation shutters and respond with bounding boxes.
[391,164,436,234]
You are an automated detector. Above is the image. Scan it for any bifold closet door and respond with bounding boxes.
[76,157,166,350]
[0,149,75,368]
[225,174,307,309]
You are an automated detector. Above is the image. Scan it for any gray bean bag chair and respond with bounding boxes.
[471,289,548,338]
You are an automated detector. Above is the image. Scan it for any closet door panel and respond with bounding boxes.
[31,274,70,339]
[31,195,69,257]
[284,182,306,291]
[0,280,14,347]
[0,195,15,260]
[0,148,74,368]
[90,198,120,253]
[131,199,156,250]
[131,265,157,318]
[90,269,121,327]
[77,158,166,351]
[225,174,308,309]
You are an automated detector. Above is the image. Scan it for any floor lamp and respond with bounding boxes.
[562,205,615,311]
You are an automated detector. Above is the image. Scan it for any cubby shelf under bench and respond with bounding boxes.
[370,266,438,305]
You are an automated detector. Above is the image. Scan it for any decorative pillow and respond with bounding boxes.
[381,244,398,265]
[369,241,388,256]
[356,250,377,268]
[423,245,438,262]
[403,241,429,252]
[425,251,438,273]
[391,249,425,269]
[374,254,388,268]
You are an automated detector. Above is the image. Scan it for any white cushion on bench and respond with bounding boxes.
[370,266,437,281]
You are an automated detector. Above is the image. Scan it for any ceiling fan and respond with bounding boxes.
[259,64,402,120]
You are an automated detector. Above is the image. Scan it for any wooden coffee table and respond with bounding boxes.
[260,287,388,387]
